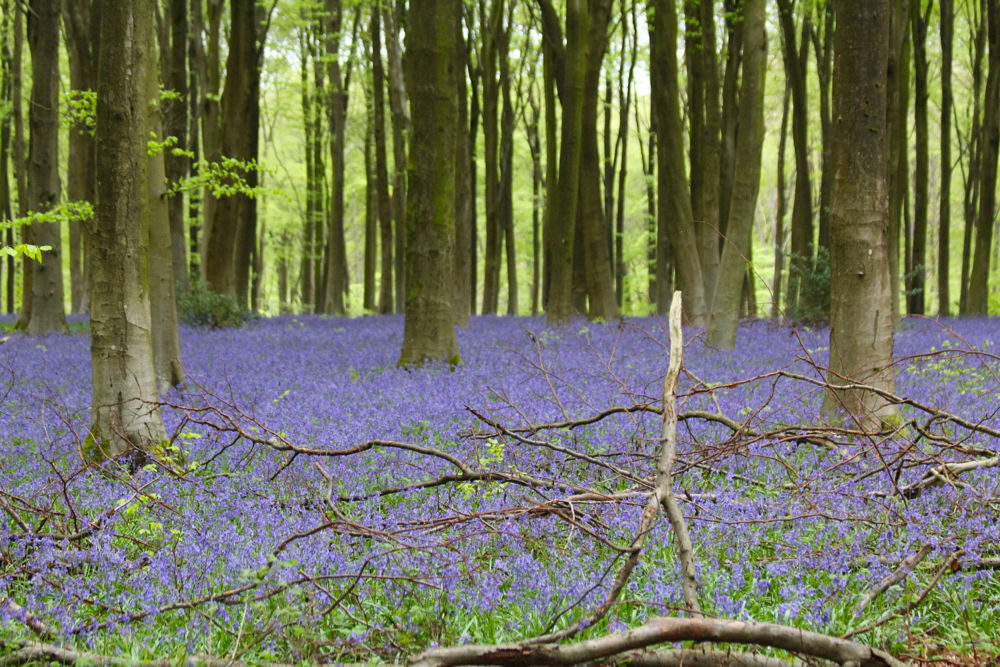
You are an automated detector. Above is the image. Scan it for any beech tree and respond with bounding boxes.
[398,0,461,366]
[89,0,168,460]
[823,0,897,428]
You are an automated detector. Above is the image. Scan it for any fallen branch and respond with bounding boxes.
[854,543,934,615]
[408,616,906,667]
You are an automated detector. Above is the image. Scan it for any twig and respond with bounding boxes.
[854,543,934,615]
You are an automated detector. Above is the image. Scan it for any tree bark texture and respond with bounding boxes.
[938,0,953,316]
[164,0,190,295]
[146,54,185,391]
[824,0,898,429]
[398,0,460,366]
[24,0,67,335]
[707,0,767,349]
[453,5,474,326]
[321,0,350,315]
[203,0,262,306]
[907,0,930,316]
[90,0,168,460]
[969,0,1000,314]
[649,0,704,325]
[62,0,98,314]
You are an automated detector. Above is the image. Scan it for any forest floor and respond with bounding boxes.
[1,314,999,665]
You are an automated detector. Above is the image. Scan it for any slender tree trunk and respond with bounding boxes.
[908,0,931,315]
[454,5,474,326]
[939,0,953,316]
[62,0,98,314]
[90,0,168,461]
[649,0,704,324]
[299,23,317,312]
[577,0,617,320]
[320,0,351,315]
[886,0,910,321]
[960,0,985,315]
[11,3,26,316]
[969,0,1000,314]
[777,0,813,320]
[541,24,558,312]
[481,0,503,314]
[398,0,460,366]
[363,69,377,313]
[146,58,184,390]
[773,80,790,320]
[194,0,222,282]
[24,0,67,335]
[1,0,12,313]
[373,7,395,316]
[824,0,897,429]
[707,0,766,348]
[385,1,408,315]
[164,0,189,295]
[812,1,834,254]
[500,11,517,316]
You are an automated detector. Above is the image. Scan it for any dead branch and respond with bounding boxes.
[408,616,906,667]
[854,543,934,615]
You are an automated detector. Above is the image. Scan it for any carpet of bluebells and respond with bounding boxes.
[1,314,999,662]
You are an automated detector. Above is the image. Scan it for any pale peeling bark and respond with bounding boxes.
[823,0,897,429]
[706,0,767,348]
[90,0,167,461]
[398,0,460,366]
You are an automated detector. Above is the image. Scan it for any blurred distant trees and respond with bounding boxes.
[0,0,1000,358]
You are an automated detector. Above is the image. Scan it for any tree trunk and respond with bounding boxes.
[62,0,98,315]
[1,1,13,312]
[938,0,953,316]
[481,0,503,315]
[811,1,834,254]
[886,0,910,321]
[399,0,460,366]
[11,2,26,315]
[193,0,222,282]
[500,10,517,316]
[959,0,985,315]
[823,0,897,430]
[707,0,766,349]
[454,5,474,326]
[320,0,350,315]
[907,0,930,315]
[90,0,168,461]
[146,57,184,390]
[773,79,790,320]
[649,0,703,324]
[24,0,67,336]
[969,0,1000,314]
[777,0,814,320]
[372,5,395,315]
[577,0,617,321]
[363,72,377,313]
[164,0,189,295]
[385,1,408,315]
[687,0,723,306]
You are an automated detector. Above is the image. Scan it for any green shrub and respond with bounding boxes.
[177,279,248,329]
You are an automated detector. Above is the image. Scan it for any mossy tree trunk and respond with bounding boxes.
[823,0,898,429]
[90,0,168,461]
[398,0,461,366]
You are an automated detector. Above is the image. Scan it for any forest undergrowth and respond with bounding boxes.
[0,311,998,665]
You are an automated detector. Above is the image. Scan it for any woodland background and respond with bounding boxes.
[1,0,998,329]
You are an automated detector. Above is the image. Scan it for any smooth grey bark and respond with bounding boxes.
[823,0,897,429]
[24,0,67,336]
[90,0,168,461]
[146,53,184,390]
